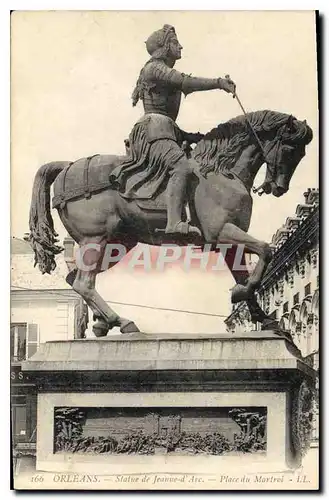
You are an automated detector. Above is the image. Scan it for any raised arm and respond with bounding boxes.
[144,61,236,96]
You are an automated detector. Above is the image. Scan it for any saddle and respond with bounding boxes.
[52,155,114,209]
[52,154,168,211]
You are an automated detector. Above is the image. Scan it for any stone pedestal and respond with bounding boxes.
[22,332,316,475]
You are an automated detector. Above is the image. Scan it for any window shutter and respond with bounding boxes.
[27,324,39,359]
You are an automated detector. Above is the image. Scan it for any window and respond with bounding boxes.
[10,324,27,362]
[283,301,289,313]
[11,395,27,442]
[10,323,38,362]
[293,293,299,306]
[304,283,311,297]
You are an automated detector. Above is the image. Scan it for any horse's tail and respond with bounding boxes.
[28,162,67,274]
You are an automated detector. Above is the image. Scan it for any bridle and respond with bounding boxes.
[251,119,291,196]
[225,76,292,196]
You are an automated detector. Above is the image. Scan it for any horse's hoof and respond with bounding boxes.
[231,284,250,303]
[66,269,78,286]
[261,318,280,331]
[261,320,294,343]
[250,312,266,323]
[120,321,140,334]
[93,320,109,337]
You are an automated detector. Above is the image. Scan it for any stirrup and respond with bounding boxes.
[165,221,202,237]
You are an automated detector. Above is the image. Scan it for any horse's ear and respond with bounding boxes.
[287,115,295,130]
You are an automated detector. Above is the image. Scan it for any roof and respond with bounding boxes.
[11,237,70,290]
[11,236,34,255]
[270,188,319,250]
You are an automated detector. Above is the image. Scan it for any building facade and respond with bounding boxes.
[225,188,319,445]
[225,188,319,358]
[11,236,81,467]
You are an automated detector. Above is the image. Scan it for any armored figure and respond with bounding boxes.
[109,24,236,237]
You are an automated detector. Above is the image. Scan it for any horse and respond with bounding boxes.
[28,110,313,336]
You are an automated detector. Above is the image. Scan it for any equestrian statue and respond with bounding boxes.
[28,24,313,337]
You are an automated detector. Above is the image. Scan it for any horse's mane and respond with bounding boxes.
[193,110,293,175]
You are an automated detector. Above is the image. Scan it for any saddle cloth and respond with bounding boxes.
[52,154,168,211]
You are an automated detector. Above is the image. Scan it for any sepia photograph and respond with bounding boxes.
[10,9,319,491]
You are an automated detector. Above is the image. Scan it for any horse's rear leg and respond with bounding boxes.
[72,268,118,336]
[71,267,140,336]
[68,231,140,336]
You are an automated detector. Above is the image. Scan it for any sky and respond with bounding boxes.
[10,11,318,332]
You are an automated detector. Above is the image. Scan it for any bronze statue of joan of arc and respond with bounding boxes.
[109,24,236,238]
[28,22,312,336]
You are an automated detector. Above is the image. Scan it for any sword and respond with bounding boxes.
[225,74,267,195]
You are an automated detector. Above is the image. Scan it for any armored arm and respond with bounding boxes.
[182,75,234,96]
[145,61,235,96]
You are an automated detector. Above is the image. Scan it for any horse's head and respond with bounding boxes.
[261,116,313,197]
[194,111,313,196]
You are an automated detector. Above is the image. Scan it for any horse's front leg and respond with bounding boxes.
[221,230,292,336]
[218,222,272,303]
[223,247,270,324]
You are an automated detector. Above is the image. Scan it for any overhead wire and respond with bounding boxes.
[12,285,229,318]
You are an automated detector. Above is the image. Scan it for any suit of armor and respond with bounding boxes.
[109,25,235,237]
